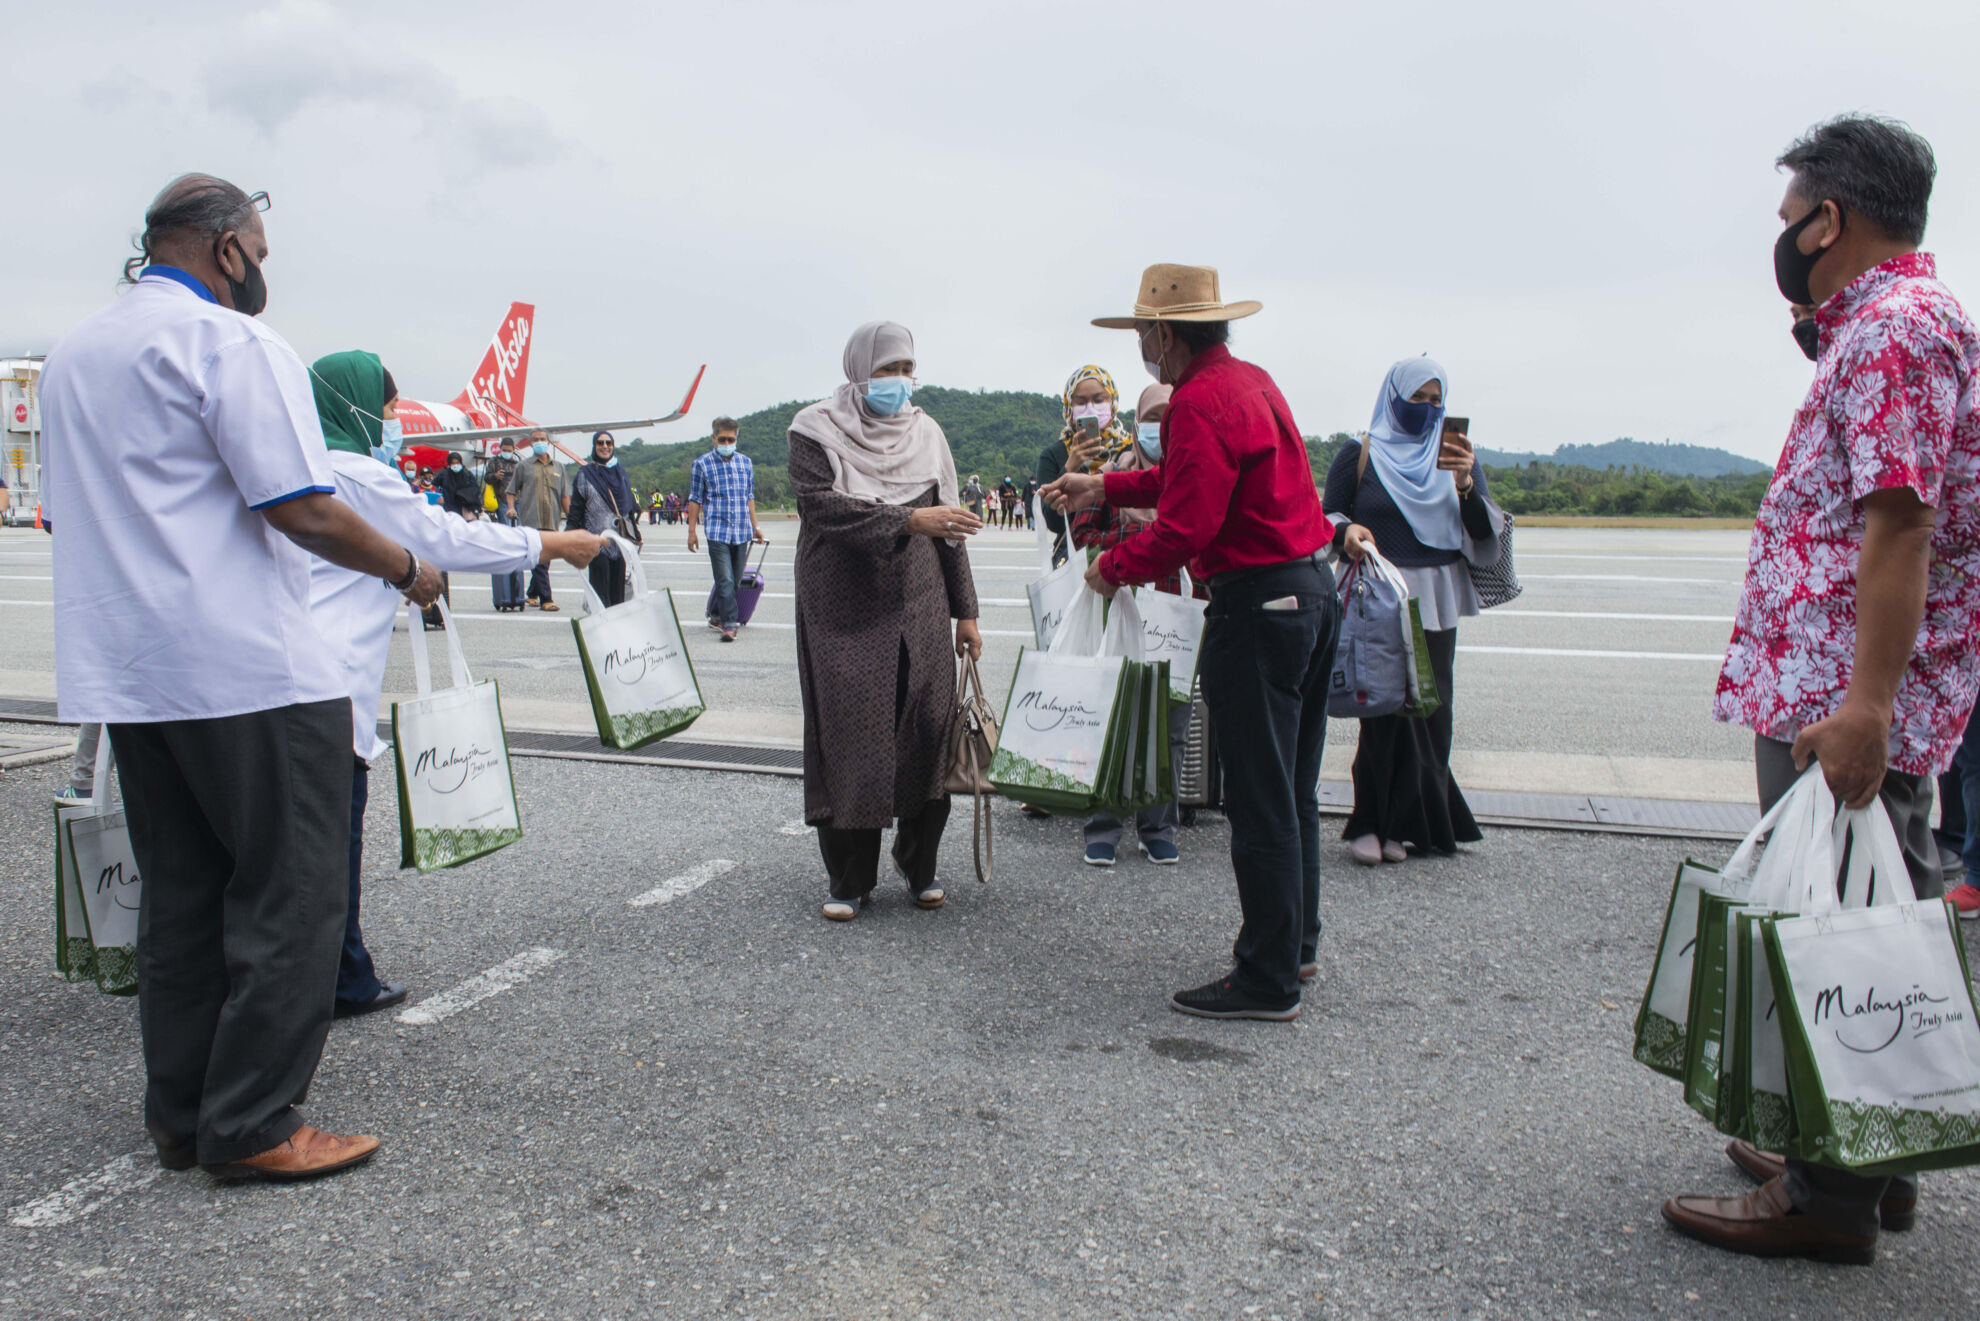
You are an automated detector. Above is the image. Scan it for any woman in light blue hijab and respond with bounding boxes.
[1323,356,1500,868]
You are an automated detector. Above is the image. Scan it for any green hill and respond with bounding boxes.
[1476,437,1770,478]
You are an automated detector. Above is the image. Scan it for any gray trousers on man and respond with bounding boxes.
[1755,734,1943,1236]
[1085,704,1193,849]
[109,699,352,1166]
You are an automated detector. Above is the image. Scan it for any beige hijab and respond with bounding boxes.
[789,321,960,511]
[1102,383,1172,528]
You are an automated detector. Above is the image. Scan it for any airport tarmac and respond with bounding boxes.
[0,522,1758,802]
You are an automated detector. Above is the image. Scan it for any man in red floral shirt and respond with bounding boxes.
[1664,115,1980,1265]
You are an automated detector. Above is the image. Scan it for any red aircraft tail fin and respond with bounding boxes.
[454,302,534,417]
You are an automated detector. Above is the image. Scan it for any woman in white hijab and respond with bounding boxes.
[788,322,985,922]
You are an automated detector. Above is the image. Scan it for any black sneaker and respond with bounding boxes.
[1168,976,1299,1022]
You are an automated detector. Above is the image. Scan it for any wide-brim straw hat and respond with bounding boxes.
[1092,263,1262,329]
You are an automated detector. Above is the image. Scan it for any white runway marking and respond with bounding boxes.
[1518,574,1733,585]
[1481,610,1734,623]
[9,1152,160,1228]
[0,598,49,606]
[395,947,565,1025]
[628,858,736,907]
[1458,645,1724,661]
[1514,553,1749,565]
[0,574,51,581]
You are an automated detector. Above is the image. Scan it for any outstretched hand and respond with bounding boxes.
[1042,472,1105,514]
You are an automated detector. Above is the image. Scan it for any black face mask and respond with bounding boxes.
[217,236,268,317]
[1773,203,1838,306]
[1791,316,1820,362]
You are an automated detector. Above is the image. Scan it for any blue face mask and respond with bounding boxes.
[370,416,403,465]
[531,440,549,456]
[715,441,737,458]
[1136,421,1162,461]
[865,376,914,416]
[1390,391,1435,436]
[601,455,618,468]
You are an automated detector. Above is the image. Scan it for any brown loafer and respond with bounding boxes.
[203,1125,380,1183]
[1725,1139,1916,1231]
[1661,1176,1875,1265]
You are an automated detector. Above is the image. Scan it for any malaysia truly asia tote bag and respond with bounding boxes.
[1026,495,1084,650]
[572,531,704,749]
[392,598,523,872]
[57,736,142,995]
[1133,569,1205,706]
[991,585,1130,813]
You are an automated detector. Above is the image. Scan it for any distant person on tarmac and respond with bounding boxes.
[305,350,602,1020]
[1046,264,1372,1024]
[511,429,569,611]
[687,415,763,642]
[436,451,482,520]
[42,172,446,1182]
[1325,359,1499,867]
[568,429,639,607]
[1660,113,1980,1267]
[787,321,982,921]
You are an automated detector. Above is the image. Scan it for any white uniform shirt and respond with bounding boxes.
[42,270,348,724]
[313,449,540,760]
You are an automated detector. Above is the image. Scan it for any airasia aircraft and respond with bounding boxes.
[394,302,704,466]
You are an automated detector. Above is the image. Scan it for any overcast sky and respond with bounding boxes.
[10,0,1977,463]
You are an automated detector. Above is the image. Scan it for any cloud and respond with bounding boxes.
[200,0,566,179]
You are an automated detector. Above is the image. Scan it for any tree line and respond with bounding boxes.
[613,388,1770,519]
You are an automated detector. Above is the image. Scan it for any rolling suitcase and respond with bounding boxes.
[705,541,769,626]
[491,567,524,612]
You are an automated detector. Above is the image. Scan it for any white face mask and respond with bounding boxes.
[1141,325,1166,382]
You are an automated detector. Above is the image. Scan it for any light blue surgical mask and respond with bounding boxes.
[370,416,403,465]
[1136,421,1162,461]
[602,455,618,468]
[865,376,914,416]
[715,442,737,458]
[531,440,549,456]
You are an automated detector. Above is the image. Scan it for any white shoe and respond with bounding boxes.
[1350,834,1382,866]
[1381,840,1407,863]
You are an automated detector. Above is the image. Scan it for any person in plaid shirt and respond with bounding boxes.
[1068,383,1207,867]
[1664,113,1980,1268]
[687,415,764,641]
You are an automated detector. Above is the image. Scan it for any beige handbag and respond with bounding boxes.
[945,655,1000,882]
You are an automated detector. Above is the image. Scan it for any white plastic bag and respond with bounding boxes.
[1026,494,1084,649]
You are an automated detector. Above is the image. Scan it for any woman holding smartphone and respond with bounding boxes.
[1034,364,1135,560]
[1324,357,1497,866]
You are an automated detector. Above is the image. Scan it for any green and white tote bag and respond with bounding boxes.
[1731,909,1795,1152]
[391,599,523,872]
[1026,495,1084,650]
[1768,804,1980,1173]
[60,737,140,995]
[992,585,1132,812]
[53,791,97,983]
[1633,767,1833,1078]
[572,532,704,749]
[1134,570,1205,705]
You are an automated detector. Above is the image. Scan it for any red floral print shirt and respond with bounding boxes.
[1714,253,1980,775]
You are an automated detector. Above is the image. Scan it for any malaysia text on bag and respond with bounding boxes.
[572,531,705,749]
[392,598,523,872]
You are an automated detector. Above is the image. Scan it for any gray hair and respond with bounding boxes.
[711,416,740,436]
[1778,115,1936,245]
[122,174,259,284]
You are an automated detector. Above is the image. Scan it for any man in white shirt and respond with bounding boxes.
[42,175,443,1183]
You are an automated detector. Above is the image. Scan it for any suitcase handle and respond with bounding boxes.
[748,539,770,576]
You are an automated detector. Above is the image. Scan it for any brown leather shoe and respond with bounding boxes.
[203,1125,380,1183]
[1725,1140,1916,1231]
[1662,1176,1875,1265]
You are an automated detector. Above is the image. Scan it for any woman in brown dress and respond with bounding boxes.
[788,322,984,922]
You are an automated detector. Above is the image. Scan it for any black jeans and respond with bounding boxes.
[1197,557,1341,1005]
[528,561,554,604]
[336,757,383,1006]
[108,699,351,1165]
[1755,735,1942,1236]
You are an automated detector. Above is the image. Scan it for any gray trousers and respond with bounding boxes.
[109,700,352,1166]
[1085,704,1193,849]
[1755,734,1943,1236]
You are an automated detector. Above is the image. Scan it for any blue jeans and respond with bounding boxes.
[336,757,383,1006]
[1196,556,1340,1005]
[708,540,750,628]
[1957,709,1980,888]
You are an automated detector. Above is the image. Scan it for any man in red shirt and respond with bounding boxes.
[1047,264,1373,1021]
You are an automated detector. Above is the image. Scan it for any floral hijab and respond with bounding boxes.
[1058,364,1135,467]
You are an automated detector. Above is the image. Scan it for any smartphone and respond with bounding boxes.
[1442,416,1470,437]
[1080,416,1101,439]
